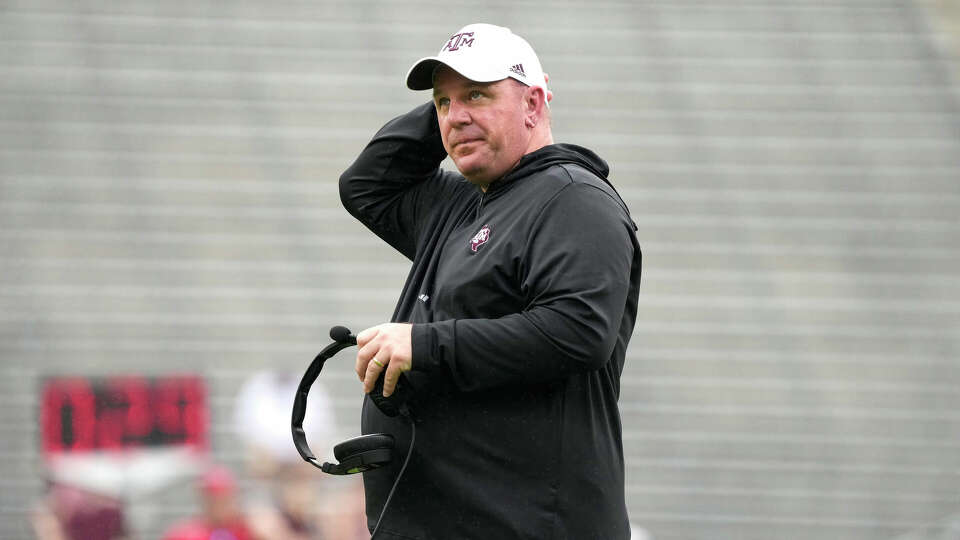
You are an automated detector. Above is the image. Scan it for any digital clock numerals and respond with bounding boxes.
[41,376,208,454]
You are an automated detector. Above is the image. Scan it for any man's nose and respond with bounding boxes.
[447,99,472,125]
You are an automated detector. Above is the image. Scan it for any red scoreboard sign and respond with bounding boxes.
[40,375,209,455]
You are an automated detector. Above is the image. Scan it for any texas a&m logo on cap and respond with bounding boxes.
[469,224,491,252]
[443,32,475,52]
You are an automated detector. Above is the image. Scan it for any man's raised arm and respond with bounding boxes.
[339,101,462,260]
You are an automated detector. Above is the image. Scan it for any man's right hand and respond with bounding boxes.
[355,323,413,398]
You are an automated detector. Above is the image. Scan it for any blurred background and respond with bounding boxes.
[2,1,960,539]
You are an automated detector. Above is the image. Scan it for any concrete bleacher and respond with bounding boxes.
[1,1,959,539]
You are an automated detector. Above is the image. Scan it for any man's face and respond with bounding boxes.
[433,67,531,188]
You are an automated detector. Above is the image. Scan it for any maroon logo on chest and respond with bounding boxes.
[469,224,491,252]
[443,32,475,52]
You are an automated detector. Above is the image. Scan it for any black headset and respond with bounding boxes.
[291,325,413,474]
[291,326,416,537]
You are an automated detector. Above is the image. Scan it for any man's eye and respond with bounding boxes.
[469,90,483,100]
[436,97,450,108]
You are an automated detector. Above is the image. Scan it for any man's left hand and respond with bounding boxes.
[355,323,413,397]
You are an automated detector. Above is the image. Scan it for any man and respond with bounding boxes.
[340,23,642,539]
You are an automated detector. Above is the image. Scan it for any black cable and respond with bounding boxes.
[370,416,416,539]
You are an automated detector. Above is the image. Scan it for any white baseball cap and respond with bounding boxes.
[406,23,548,95]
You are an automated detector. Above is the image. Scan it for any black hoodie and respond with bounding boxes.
[340,102,641,540]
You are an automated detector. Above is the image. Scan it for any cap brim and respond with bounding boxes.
[405,56,510,91]
[405,57,444,90]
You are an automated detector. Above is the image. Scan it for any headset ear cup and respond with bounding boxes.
[333,434,395,461]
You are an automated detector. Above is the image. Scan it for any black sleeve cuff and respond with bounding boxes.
[410,321,454,374]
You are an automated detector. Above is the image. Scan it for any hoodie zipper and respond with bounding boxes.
[476,191,485,221]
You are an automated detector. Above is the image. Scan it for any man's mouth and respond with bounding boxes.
[453,137,482,149]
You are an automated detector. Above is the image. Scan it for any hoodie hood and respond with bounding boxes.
[487,143,612,194]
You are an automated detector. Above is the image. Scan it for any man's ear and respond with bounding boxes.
[523,86,547,128]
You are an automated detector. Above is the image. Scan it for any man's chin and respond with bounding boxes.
[453,158,486,182]
[457,167,483,180]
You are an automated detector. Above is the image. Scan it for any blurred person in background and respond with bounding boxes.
[30,482,128,540]
[161,465,252,540]
[234,370,367,539]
